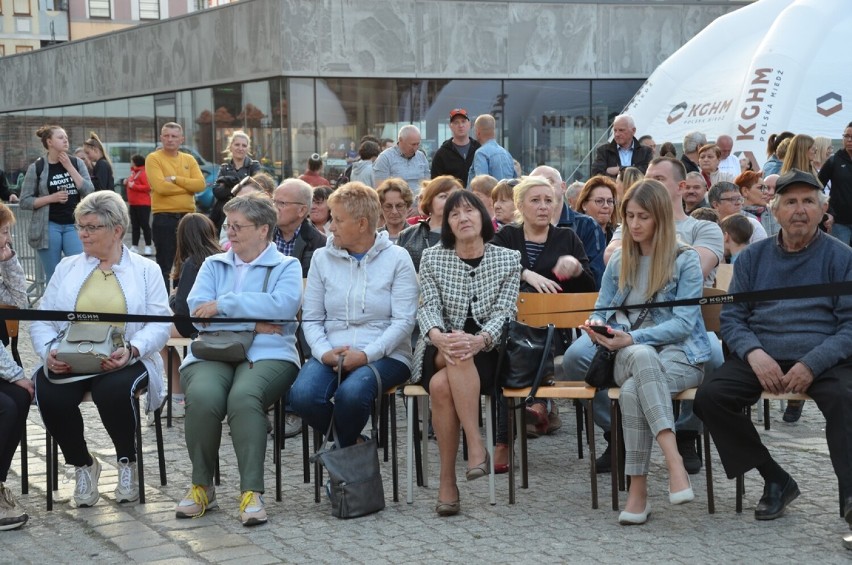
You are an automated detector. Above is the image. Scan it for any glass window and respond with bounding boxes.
[139,0,159,19]
[242,78,289,182]
[288,78,316,180]
[587,80,645,177]
[412,79,502,163]
[503,80,591,182]
[314,78,411,183]
[88,0,110,18]
[176,88,214,172]
[15,45,33,53]
[13,0,31,15]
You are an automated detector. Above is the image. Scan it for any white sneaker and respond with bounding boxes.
[239,491,267,526]
[143,245,153,256]
[0,483,28,530]
[170,398,186,419]
[283,413,302,438]
[114,457,139,503]
[175,485,218,519]
[129,246,140,254]
[74,456,101,508]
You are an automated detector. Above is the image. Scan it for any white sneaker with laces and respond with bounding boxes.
[143,245,153,256]
[129,246,140,254]
[170,398,186,418]
[283,413,302,438]
[114,457,139,503]
[239,491,267,526]
[74,456,101,508]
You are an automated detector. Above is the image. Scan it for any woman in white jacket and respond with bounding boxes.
[289,182,418,448]
[32,191,170,509]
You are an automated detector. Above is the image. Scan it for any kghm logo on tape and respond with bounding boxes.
[67,313,101,322]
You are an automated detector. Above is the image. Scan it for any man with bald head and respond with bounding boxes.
[717,135,740,177]
[591,114,653,178]
[272,178,327,277]
[530,165,605,287]
[468,114,516,185]
[373,125,430,194]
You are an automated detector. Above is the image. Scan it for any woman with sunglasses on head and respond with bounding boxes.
[20,125,94,283]
[575,175,620,244]
[82,132,114,193]
[299,153,331,188]
[210,131,261,233]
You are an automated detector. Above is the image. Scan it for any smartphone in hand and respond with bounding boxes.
[587,325,612,337]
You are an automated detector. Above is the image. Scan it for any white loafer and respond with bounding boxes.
[618,502,651,525]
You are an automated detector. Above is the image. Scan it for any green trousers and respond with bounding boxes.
[181,359,298,493]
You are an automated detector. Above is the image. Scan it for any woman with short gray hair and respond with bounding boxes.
[176,192,302,527]
[32,190,171,509]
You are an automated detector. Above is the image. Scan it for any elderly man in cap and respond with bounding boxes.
[430,109,481,187]
[695,170,852,544]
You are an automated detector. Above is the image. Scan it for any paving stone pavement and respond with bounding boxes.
[2,320,850,563]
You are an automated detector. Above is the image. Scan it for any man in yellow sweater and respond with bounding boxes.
[146,122,206,287]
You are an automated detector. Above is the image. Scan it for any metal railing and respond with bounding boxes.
[9,204,45,305]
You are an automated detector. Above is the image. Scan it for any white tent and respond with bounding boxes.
[625,0,849,167]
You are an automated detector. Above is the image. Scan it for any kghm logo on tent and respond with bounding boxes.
[816,92,842,117]
[666,99,731,126]
[736,67,783,143]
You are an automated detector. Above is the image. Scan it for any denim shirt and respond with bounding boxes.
[467,139,516,186]
[590,247,710,365]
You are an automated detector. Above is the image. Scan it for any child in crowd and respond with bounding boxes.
[719,213,753,264]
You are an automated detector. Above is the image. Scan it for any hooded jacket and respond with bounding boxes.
[302,230,418,367]
[349,159,375,187]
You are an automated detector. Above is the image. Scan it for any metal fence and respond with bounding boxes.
[9,204,45,305]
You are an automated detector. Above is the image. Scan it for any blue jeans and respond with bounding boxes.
[37,222,83,283]
[289,357,410,447]
[831,223,852,246]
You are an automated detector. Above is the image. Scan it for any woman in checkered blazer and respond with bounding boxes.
[411,190,521,516]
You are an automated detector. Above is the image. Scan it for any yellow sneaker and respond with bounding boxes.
[175,485,217,518]
[239,491,267,526]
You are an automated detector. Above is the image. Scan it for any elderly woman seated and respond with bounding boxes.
[175,193,302,527]
[289,182,417,449]
[32,191,170,508]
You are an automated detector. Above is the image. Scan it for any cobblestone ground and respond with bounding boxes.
[3,321,851,563]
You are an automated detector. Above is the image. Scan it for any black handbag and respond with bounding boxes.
[583,303,651,389]
[497,320,556,403]
[312,361,385,519]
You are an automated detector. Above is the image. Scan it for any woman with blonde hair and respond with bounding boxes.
[210,131,261,232]
[83,132,114,193]
[811,136,833,172]
[615,166,643,200]
[781,134,819,178]
[581,179,709,525]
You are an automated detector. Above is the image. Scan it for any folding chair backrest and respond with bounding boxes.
[516,292,599,330]
[700,287,725,335]
[0,304,21,366]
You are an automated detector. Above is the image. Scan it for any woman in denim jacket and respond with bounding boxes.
[581,180,709,526]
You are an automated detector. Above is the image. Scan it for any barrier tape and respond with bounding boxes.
[0,281,849,325]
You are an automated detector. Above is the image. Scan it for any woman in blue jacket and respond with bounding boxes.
[175,194,302,527]
[581,180,709,525]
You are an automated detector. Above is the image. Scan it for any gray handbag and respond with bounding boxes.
[50,323,127,382]
[312,362,386,519]
[189,266,273,364]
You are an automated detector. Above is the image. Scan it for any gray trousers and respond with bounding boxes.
[562,331,722,434]
[613,344,703,476]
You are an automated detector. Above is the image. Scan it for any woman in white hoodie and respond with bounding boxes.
[289,182,418,448]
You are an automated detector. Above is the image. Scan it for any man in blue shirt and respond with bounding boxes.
[468,114,516,186]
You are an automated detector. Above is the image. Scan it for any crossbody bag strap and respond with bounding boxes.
[317,358,345,454]
[261,265,273,292]
[364,362,383,441]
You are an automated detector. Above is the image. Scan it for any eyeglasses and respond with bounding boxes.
[233,175,263,195]
[222,222,257,233]
[843,135,852,140]
[752,184,769,193]
[718,196,745,204]
[74,224,108,233]
[273,200,304,209]
[499,178,521,188]
[591,198,615,207]
[382,203,408,212]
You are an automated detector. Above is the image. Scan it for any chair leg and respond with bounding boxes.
[46,429,53,511]
[575,400,584,459]
[763,399,770,431]
[406,392,416,504]
[134,395,146,504]
[301,421,310,483]
[313,428,322,504]
[419,396,430,488]
[508,398,516,504]
[380,393,389,463]
[520,403,529,489]
[411,394,423,487]
[274,399,282,502]
[610,398,620,511]
[585,398,597,509]
[166,347,174,428]
[390,392,398,503]
[736,473,744,513]
[20,424,28,495]
[214,458,221,486]
[155,406,166,486]
[704,428,715,514]
[485,396,495,506]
